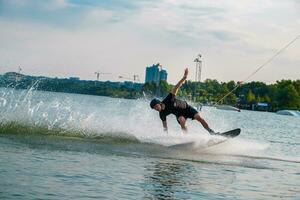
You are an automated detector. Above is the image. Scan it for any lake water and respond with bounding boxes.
[0,88,299,199]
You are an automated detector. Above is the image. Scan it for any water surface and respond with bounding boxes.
[0,88,299,199]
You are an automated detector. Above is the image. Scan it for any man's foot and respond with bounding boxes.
[208,128,219,135]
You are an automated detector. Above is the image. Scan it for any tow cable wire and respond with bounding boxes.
[214,35,300,106]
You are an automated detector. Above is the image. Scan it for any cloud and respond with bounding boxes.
[0,0,82,27]
[209,30,240,41]
[0,0,299,83]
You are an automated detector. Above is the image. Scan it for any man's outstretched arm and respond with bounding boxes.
[171,68,188,96]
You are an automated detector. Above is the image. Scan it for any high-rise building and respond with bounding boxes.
[159,70,167,81]
[145,64,160,83]
[145,63,168,83]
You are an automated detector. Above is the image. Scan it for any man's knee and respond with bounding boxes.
[177,116,188,132]
[194,113,201,120]
[178,116,186,127]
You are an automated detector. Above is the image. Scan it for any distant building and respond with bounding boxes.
[4,72,24,82]
[124,81,134,89]
[120,81,143,90]
[104,81,120,88]
[159,69,167,81]
[145,63,168,84]
[69,77,80,80]
[255,102,270,112]
[145,64,160,83]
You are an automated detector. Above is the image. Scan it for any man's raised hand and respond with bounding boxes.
[184,68,189,78]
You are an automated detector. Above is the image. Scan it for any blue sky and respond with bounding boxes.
[0,0,299,83]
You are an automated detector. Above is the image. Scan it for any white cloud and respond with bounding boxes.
[0,0,299,83]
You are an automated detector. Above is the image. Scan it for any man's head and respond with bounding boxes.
[150,98,162,112]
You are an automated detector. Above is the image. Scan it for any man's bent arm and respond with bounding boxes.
[162,121,168,132]
[171,68,188,96]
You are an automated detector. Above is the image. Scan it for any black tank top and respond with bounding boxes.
[159,93,188,121]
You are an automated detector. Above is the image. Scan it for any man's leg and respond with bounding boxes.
[177,116,188,133]
[194,113,214,133]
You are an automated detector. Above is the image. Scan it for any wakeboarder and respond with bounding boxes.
[150,68,215,134]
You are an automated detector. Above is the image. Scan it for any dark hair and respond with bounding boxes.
[150,98,161,109]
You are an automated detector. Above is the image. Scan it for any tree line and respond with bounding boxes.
[1,72,299,112]
[143,79,300,111]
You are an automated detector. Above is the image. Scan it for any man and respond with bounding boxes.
[150,68,215,134]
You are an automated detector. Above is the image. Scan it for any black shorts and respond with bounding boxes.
[176,106,198,123]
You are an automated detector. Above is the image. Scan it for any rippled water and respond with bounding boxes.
[0,88,299,199]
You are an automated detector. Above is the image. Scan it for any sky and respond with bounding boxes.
[0,0,299,84]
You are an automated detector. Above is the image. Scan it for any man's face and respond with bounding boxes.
[153,104,161,112]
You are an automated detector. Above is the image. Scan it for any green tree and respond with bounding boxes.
[159,80,172,97]
[247,90,256,104]
[142,82,157,95]
[276,84,300,110]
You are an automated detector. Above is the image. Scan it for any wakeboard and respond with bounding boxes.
[168,128,241,150]
[211,128,241,138]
